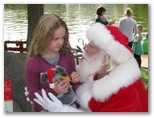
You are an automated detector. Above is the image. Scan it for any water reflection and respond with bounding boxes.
[4,5,27,41]
[4,4,148,48]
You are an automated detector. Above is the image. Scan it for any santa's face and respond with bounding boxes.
[77,45,105,82]
[83,42,100,58]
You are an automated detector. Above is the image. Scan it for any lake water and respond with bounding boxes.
[4,4,148,49]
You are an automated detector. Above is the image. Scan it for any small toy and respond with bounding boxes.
[40,65,77,105]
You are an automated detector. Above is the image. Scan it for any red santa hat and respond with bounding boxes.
[46,68,55,89]
[86,23,133,64]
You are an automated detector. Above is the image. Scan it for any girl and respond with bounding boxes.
[132,24,144,68]
[26,14,80,112]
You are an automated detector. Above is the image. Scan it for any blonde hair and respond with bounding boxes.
[27,14,72,59]
[137,24,143,31]
[124,7,133,17]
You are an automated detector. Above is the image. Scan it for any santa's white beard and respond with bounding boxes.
[77,51,105,83]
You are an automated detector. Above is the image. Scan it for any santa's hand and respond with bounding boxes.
[24,87,33,104]
[34,89,63,112]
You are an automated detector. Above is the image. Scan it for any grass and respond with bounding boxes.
[140,67,148,88]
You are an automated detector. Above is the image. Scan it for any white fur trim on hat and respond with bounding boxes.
[49,83,55,89]
[86,23,133,64]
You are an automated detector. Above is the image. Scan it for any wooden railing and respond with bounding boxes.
[4,40,83,65]
[4,41,27,53]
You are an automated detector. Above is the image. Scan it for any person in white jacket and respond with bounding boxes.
[118,7,138,48]
[33,23,148,112]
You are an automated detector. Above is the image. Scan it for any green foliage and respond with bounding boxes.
[140,68,148,88]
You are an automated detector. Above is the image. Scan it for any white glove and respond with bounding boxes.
[34,89,63,112]
[24,87,33,104]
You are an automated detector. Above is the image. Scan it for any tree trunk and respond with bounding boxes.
[27,4,44,52]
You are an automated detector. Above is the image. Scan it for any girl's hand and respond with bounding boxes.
[53,80,69,94]
[70,71,80,83]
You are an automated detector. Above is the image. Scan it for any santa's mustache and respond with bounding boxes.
[77,51,105,82]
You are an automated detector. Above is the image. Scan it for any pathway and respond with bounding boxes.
[141,54,148,68]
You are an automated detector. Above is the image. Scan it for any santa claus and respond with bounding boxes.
[34,23,148,112]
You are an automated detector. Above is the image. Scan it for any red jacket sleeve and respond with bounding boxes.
[89,87,145,112]
[26,59,57,101]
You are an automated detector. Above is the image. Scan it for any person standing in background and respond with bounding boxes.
[132,24,144,68]
[95,6,115,26]
[118,7,138,48]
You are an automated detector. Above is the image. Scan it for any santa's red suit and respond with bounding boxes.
[59,58,148,112]
[58,23,148,112]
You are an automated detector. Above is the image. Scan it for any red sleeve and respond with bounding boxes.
[26,59,41,100]
[99,88,143,112]
[26,59,57,102]
[89,87,144,112]
[68,52,76,72]
[68,53,80,91]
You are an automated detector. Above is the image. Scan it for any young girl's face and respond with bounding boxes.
[48,27,65,52]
